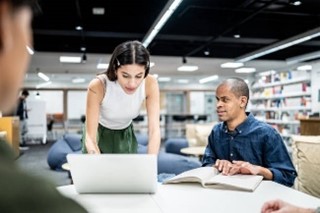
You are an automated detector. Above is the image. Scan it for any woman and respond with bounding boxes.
[83,40,160,155]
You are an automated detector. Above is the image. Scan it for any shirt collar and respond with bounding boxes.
[222,112,253,134]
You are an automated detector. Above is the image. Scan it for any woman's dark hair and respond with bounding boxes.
[105,40,150,81]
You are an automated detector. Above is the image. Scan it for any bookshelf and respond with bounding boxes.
[250,70,312,143]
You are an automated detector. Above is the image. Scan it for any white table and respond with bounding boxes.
[58,181,320,213]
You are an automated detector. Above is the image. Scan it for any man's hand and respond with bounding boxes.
[232,160,260,175]
[214,159,240,175]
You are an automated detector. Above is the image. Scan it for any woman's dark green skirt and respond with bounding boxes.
[82,123,138,154]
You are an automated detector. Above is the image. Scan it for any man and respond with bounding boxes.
[0,0,87,212]
[16,89,29,146]
[202,77,297,187]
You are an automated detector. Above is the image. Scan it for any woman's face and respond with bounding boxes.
[116,64,146,94]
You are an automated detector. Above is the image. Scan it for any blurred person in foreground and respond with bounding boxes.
[0,0,86,212]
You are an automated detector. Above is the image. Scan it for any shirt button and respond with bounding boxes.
[230,153,233,157]
[230,136,233,140]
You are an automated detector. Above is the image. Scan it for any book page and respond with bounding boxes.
[204,174,263,191]
[164,167,218,185]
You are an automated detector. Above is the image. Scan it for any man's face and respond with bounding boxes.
[215,84,245,122]
[0,5,32,113]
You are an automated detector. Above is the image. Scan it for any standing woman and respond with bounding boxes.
[83,40,160,155]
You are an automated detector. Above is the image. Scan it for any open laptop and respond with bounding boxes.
[66,154,157,194]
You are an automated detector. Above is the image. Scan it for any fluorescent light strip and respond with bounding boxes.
[220,62,244,68]
[38,72,50,81]
[158,77,171,82]
[235,67,256,73]
[177,65,198,72]
[236,27,320,62]
[297,65,312,71]
[177,79,189,84]
[72,78,86,83]
[142,0,183,47]
[26,45,34,55]
[199,75,219,84]
[97,63,109,69]
[60,56,82,63]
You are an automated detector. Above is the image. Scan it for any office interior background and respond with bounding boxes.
[1,0,320,195]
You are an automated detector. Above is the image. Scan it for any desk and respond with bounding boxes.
[57,181,320,213]
[180,146,206,160]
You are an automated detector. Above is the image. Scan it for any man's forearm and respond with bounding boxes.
[257,166,273,180]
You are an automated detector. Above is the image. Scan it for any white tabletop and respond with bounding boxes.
[58,181,320,213]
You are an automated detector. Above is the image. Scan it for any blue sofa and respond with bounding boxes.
[47,133,201,174]
[47,133,82,171]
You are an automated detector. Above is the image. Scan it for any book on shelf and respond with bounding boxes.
[163,167,263,192]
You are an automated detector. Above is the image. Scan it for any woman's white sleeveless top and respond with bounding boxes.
[98,76,146,130]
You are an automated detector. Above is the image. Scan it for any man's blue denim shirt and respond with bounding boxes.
[202,113,297,187]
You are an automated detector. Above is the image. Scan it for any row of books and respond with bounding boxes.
[252,97,312,108]
[252,83,311,98]
[252,70,310,86]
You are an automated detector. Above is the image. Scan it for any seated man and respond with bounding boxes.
[202,77,297,187]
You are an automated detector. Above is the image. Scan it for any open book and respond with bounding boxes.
[163,167,263,192]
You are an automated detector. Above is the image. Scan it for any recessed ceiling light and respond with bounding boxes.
[199,75,219,84]
[221,62,244,68]
[177,65,198,72]
[291,1,301,6]
[75,26,83,31]
[235,67,256,73]
[60,56,82,63]
[234,34,241,38]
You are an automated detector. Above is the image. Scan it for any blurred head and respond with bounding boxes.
[105,40,150,94]
[215,77,249,122]
[21,88,29,98]
[0,0,38,113]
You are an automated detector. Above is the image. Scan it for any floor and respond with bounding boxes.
[16,140,72,187]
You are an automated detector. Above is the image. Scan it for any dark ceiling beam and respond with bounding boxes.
[179,5,320,18]
[185,0,279,57]
[34,29,143,39]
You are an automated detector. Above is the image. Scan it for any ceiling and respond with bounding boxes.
[26,0,320,89]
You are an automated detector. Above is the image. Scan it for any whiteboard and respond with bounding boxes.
[67,91,87,119]
[26,100,47,143]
